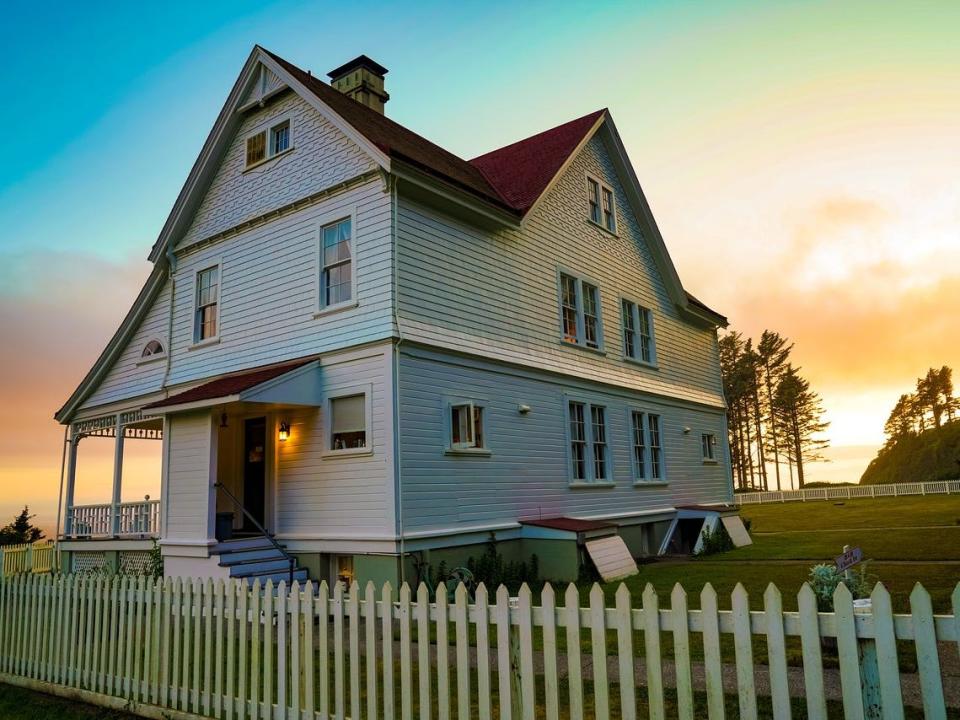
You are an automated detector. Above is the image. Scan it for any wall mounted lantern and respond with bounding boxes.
[279,422,290,442]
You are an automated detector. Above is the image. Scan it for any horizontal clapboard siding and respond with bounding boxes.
[397,347,730,534]
[275,348,394,538]
[397,134,723,408]
[164,412,213,542]
[180,91,376,248]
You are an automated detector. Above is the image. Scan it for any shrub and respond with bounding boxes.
[464,535,539,592]
[696,522,734,556]
[807,563,874,612]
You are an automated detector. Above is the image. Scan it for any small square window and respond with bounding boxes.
[330,394,366,450]
[450,403,484,450]
[271,120,290,155]
[246,132,266,167]
[702,433,716,461]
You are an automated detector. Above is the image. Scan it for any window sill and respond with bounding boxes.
[568,481,616,489]
[559,340,606,357]
[624,357,659,371]
[321,447,373,459]
[136,354,167,367]
[587,219,619,238]
[633,481,669,488]
[314,301,358,319]
[243,146,295,173]
[702,459,719,465]
[444,447,492,457]
[188,337,220,351]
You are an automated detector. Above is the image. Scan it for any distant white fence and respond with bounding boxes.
[735,479,960,505]
[0,574,956,719]
[0,541,57,577]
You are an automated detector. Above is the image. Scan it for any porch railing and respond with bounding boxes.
[64,497,160,538]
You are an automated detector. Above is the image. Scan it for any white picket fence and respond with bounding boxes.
[735,479,960,505]
[0,574,956,719]
[0,541,57,576]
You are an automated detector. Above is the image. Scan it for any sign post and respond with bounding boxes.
[838,544,881,719]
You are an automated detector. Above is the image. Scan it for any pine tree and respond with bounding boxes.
[756,330,793,490]
[0,507,44,546]
[773,366,829,489]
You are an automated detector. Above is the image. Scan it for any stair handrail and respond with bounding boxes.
[214,482,295,585]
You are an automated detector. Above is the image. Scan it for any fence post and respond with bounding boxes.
[854,599,881,719]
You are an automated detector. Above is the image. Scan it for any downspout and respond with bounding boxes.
[54,425,68,543]
[159,247,177,543]
[389,173,406,583]
[161,249,178,390]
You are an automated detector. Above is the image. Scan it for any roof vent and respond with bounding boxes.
[328,55,389,114]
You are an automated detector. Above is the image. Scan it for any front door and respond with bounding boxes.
[242,417,267,531]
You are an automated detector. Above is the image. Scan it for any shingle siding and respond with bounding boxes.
[396,134,724,408]
[180,92,376,248]
[397,347,731,534]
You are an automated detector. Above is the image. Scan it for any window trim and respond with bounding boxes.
[628,407,669,486]
[314,208,359,317]
[443,397,492,456]
[619,296,658,368]
[191,260,222,348]
[585,173,617,234]
[322,383,373,458]
[243,113,296,171]
[136,339,167,365]
[564,395,614,486]
[701,432,718,463]
[557,267,606,354]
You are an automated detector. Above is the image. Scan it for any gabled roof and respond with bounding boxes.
[471,110,606,213]
[143,356,317,411]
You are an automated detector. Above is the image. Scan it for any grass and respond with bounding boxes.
[738,494,960,532]
[721,527,960,561]
[0,683,137,719]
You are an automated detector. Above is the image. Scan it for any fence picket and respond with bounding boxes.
[213,579,225,719]
[731,584,758,720]
[171,577,182,709]
[455,583,471,720]
[436,584,451,720]
[763,584,791,720]
[349,581,360,720]
[365,581,378,720]
[263,580,274,720]
[277,580,288,719]
[416,583,432,720]
[202,578,213,716]
[399,583,413,720]
[670,584,694,720]
[191,579,202,714]
[333,581,345,720]
[701,584,724,720]
[494,584,512,720]
[318,582,330,720]
[304,581,315,719]
[540,583,559,720]
[910,583,947,718]
[642,583,664,720]
[133,576,146,702]
[588,583,609,720]
[290,581,300,720]
[237,579,249,719]
[160,577,172,708]
[227,579,239,720]
[91,576,104,693]
[518,584,536,720]
[249,579,262,719]
[475,583,493,720]
[833,583,865,720]
[869,584,904,720]
[381,582,394,720]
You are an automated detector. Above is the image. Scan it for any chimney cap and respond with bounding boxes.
[327,55,389,80]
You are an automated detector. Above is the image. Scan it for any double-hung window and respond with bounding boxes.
[245,117,293,169]
[568,400,611,483]
[587,175,616,232]
[320,217,353,308]
[559,272,602,350]
[631,410,665,482]
[621,299,655,364]
[702,433,716,462]
[450,402,485,451]
[194,265,219,343]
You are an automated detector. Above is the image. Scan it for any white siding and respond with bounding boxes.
[396,134,723,407]
[180,91,376,248]
[164,411,215,542]
[81,280,171,410]
[275,347,395,539]
[398,348,730,534]
[167,178,393,386]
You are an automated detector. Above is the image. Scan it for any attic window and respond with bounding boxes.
[141,340,165,358]
[587,175,616,233]
[244,117,293,169]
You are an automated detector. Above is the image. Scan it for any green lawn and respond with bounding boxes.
[738,494,960,532]
[725,526,960,561]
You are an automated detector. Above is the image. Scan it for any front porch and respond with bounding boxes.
[61,410,163,541]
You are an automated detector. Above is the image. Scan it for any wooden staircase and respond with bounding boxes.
[211,536,308,585]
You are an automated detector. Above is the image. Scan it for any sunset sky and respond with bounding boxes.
[1,0,958,534]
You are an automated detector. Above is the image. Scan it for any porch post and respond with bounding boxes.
[112,414,124,536]
[63,431,80,536]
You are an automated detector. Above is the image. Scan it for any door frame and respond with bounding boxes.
[236,409,278,534]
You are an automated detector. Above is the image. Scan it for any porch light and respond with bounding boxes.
[279,422,290,442]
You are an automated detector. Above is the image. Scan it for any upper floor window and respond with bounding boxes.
[587,175,616,232]
[702,433,717,462]
[321,217,353,308]
[194,265,219,343]
[329,393,367,451]
[568,400,611,483]
[559,272,602,350]
[631,410,665,482]
[621,299,655,364]
[245,117,293,169]
[141,339,165,358]
[450,402,485,451]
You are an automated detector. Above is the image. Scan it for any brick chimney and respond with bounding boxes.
[328,55,389,114]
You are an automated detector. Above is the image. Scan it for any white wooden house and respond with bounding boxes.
[55,48,734,585]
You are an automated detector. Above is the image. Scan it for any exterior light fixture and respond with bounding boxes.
[220,412,229,429]
[279,422,290,442]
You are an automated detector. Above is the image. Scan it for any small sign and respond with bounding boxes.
[835,546,863,572]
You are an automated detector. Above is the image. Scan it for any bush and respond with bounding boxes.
[696,522,735,556]
[807,563,874,611]
[464,535,539,592]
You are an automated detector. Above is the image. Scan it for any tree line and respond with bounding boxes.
[883,366,957,446]
[719,330,829,491]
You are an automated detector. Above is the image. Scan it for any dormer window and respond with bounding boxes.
[141,340,165,358]
[586,175,616,233]
[244,117,294,169]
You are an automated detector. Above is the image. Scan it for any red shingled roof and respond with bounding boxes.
[144,357,316,409]
[471,110,606,213]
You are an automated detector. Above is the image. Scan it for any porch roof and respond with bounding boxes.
[143,356,319,412]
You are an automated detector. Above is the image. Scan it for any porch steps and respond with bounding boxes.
[212,536,309,585]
